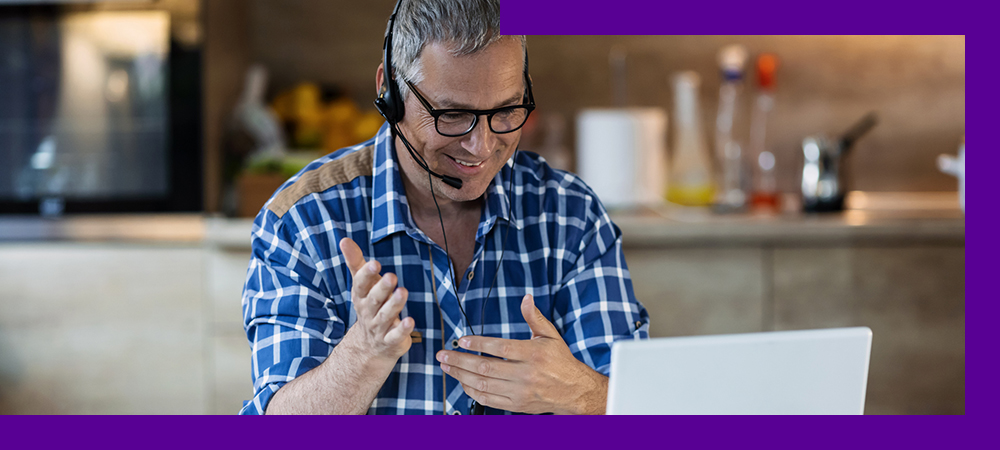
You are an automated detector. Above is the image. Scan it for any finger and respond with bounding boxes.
[374,287,408,334]
[351,260,383,314]
[363,272,397,317]
[458,336,526,361]
[384,316,415,345]
[459,382,515,412]
[521,294,559,339]
[436,350,518,381]
[338,237,366,276]
[441,363,518,400]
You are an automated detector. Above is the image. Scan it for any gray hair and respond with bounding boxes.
[386,0,527,99]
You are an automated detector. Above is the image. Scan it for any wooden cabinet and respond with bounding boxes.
[0,211,965,414]
[621,218,965,415]
[0,242,252,414]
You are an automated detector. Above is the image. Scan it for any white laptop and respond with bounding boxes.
[606,327,872,415]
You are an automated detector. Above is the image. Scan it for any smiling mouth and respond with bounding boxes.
[448,156,484,167]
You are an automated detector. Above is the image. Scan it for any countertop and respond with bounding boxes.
[0,192,965,248]
[612,205,964,247]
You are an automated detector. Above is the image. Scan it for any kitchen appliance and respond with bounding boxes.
[800,112,878,212]
[0,2,203,214]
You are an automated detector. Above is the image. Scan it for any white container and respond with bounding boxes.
[576,108,668,208]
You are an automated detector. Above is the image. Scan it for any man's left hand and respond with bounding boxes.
[436,294,607,415]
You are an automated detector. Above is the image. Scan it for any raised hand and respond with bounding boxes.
[339,237,414,363]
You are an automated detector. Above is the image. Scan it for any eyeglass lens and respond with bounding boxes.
[436,107,530,136]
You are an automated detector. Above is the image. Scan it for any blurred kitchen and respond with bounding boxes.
[0,0,964,414]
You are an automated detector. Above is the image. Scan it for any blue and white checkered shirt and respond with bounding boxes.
[240,123,649,415]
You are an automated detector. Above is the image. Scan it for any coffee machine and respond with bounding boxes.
[801,112,878,212]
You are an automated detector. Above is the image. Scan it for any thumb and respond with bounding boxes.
[339,237,366,276]
[521,294,559,339]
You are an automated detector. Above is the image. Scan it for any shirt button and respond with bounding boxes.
[466,271,474,281]
[452,410,462,415]
[451,339,460,349]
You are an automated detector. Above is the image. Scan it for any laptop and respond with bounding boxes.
[606,327,873,415]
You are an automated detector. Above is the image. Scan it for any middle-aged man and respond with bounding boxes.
[240,0,649,415]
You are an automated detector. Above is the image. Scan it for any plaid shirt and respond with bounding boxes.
[240,123,649,415]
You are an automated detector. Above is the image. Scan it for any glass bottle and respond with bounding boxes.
[714,45,749,212]
[666,71,715,206]
[749,53,781,212]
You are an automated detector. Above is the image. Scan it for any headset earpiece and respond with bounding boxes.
[374,84,402,124]
[383,72,404,124]
[375,2,405,125]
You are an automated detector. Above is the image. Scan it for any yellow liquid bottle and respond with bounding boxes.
[666,71,715,206]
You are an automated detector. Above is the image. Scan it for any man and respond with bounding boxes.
[240,0,648,415]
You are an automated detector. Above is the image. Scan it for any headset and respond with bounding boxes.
[374,0,463,189]
[372,0,531,415]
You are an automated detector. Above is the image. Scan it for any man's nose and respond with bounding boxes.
[462,116,498,157]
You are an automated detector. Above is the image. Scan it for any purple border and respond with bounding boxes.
[4,0,982,448]
[498,0,965,35]
[0,415,978,447]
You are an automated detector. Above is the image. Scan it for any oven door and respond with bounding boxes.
[0,2,202,214]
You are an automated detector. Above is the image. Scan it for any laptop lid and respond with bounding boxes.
[606,327,873,415]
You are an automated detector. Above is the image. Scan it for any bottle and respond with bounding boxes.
[749,53,781,212]
[666,71,715,206]
[714,45,749,212]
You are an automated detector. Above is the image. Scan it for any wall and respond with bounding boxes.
[225,0,964,194]
[528,35,965,193]
[203,0,252,213]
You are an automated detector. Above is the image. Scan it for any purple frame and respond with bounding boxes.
[4,1,983,448]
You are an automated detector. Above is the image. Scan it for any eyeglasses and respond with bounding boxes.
[404,79,535,137]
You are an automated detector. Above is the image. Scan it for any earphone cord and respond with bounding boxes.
[480,153,516,336]
[390,119,476,335]
[392,122,519,414]
[428,166,474,335]
[389,121,474,332]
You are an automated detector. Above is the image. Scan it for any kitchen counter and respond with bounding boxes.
[0,192,964,248]
[0,214,206,243]
[613,206,964,247]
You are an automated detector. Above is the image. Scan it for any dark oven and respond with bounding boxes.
[0,0,202,214]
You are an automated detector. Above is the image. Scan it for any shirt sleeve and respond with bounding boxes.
[239,211,347,415]
[551,194,650,377]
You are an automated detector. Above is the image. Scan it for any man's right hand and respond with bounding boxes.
[339,237,414,363]
[265,237,413,414]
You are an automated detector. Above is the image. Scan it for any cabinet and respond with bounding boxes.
[0,210,965,414]
[0,242,252,414]
[619,210,965,415]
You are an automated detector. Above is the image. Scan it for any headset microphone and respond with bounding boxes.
[390,121,464,190]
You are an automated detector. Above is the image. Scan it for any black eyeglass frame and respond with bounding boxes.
[403,77,535,137]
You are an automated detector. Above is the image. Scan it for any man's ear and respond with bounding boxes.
[376,63,386,95]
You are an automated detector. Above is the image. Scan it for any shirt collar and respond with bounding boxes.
[370,122,520,245]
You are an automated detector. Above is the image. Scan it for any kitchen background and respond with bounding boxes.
[0,0,964,414]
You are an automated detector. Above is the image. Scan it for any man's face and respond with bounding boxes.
[395,38,525,204]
